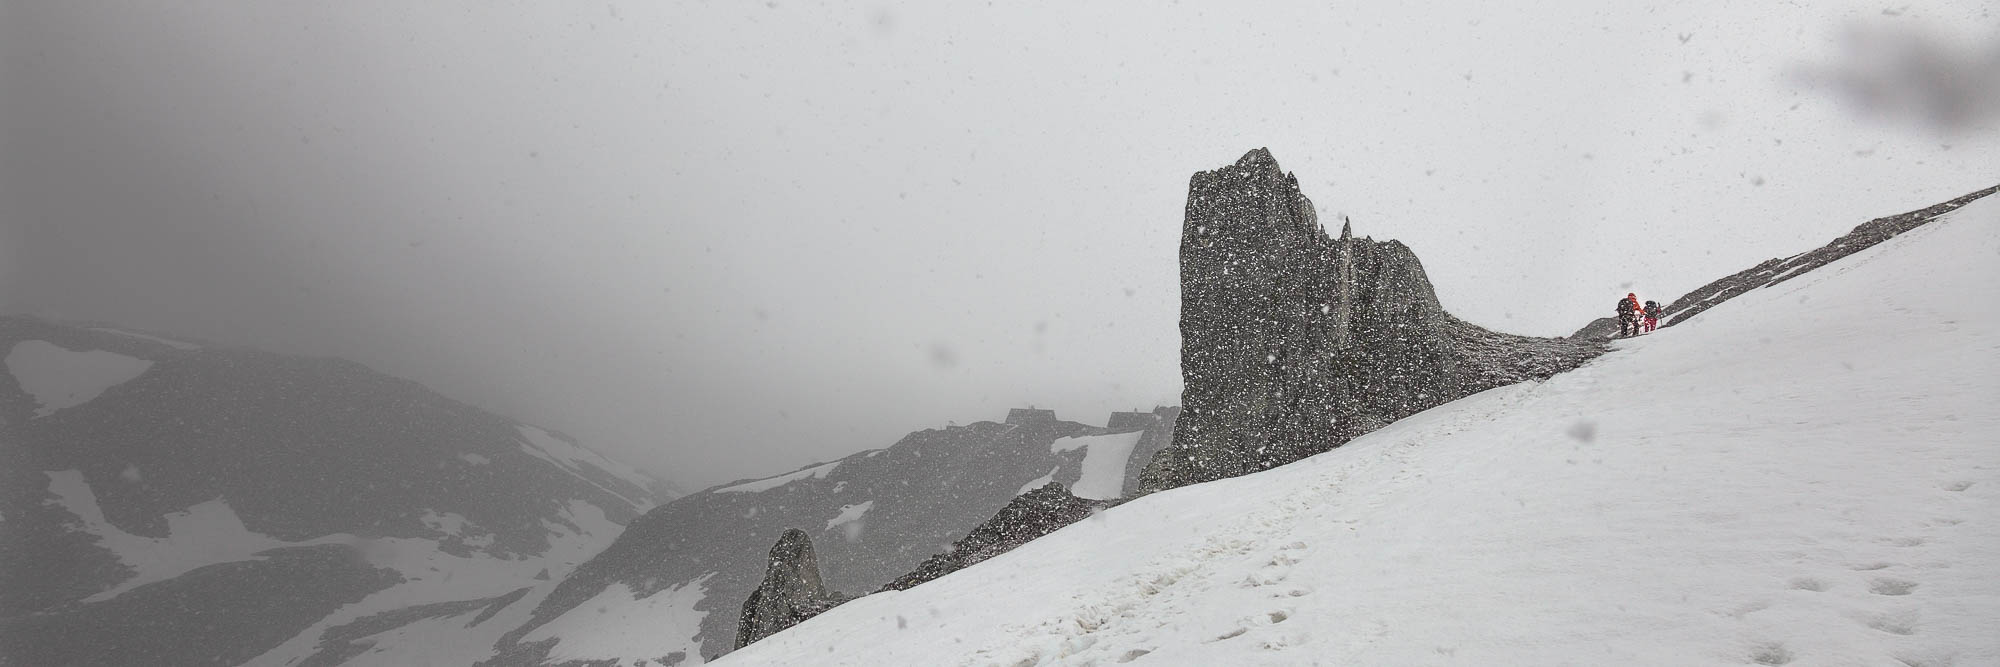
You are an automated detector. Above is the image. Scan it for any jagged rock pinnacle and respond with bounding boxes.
[735,529,850,649]
[1138,150,1603,493]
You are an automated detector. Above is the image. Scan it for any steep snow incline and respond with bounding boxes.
[718,201,1999,666]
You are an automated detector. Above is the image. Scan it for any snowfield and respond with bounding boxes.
[42,470,299,602]
[521,574,715,666]
[517,425,659,510]
[716,201,2000,666]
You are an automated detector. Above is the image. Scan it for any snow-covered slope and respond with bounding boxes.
[718,198,2000,665]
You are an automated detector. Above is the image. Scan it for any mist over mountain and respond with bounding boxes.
[5,2,1996,490]
[0,317,673,666]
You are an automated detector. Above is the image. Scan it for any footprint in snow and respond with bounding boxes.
[1749,642,1794,665]
[1892,650,1956,667]
[1862,610,1919,635]
[1869,578,1918,596]
[1942,480,1973,492]
[1786,577,1827,592]
[1851,562,1894,571]
[1115,648,1151,663]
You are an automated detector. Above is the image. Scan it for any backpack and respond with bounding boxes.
[1644,301,1661,317]
[1616,298,1635,315]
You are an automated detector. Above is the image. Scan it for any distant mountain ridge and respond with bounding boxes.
[0,315,677,667]
[291,405,1178,665]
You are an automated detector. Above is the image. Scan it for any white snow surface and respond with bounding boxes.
[826,501,875,531]
[517,424,658,510]
[308,590,539,667]
[1049,431,1148,500]
[718,203,2000,665]
[521,574,716,666]
[89,327,202,350]
[1018,466,1060,495]
[713,460,841,494]
[41,471,305,602]
[40,471,320,603]
[6,340,153,417]
[243,498,626,667]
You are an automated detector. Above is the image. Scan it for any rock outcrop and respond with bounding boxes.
[880,482,1113,592]
[1139,149,1602,492]
[1575,183,2000,339]
[734,529,852,649]
[479,407,1178,664]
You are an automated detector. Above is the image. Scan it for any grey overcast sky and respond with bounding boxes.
[3,1,1996,490]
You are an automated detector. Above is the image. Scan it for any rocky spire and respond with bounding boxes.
[1138,149,1603,493]
[734,529,849,649]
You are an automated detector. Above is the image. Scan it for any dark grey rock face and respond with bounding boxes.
[734,529,851,649]
[880,482,1111,593]
[482,407,1178,664]
[0,316,672,667]
[1139,149,1602,492]
[1574,183,2000,339]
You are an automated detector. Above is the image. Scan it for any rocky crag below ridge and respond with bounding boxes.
[1139,149,1603,493]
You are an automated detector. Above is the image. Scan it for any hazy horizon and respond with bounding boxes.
[4,1,1995,490]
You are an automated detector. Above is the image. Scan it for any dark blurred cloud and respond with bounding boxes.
[1797,24,2000,132]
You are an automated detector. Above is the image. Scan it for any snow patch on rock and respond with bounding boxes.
[88,327,201,350]
[825,501,875,542]
[44,470,303,602]
[523,574,715,666]
[714,461,841,494]
[6,341,153,417]
[1049,431,1146,500]
[516,425,655,511]
[1017,466,1060,495]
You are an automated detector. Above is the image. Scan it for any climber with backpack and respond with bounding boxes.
[1615,293,1642,337]
[1643,300,1662,333]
